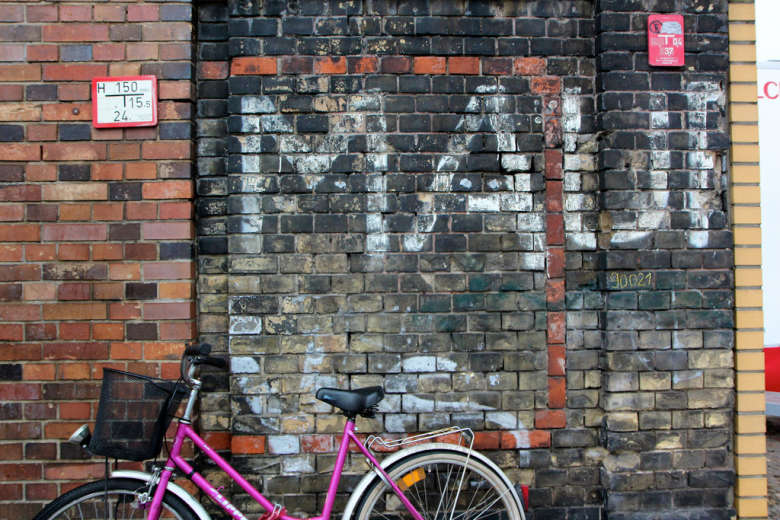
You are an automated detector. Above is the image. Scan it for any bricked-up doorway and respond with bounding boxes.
[221,62,569,422]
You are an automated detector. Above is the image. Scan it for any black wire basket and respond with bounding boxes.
[88,368,186,461]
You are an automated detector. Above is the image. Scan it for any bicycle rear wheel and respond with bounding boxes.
[33,477,199,520]
[355,450,524,520]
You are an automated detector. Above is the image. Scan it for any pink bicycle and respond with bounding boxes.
[34,344,527,520]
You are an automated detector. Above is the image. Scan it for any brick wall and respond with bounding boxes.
[596,0,734,517]
[0,0,753,518]
[0,1,195,516]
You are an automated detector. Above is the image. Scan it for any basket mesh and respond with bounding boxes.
[89,368,185,461]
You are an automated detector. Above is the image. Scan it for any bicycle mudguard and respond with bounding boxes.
[341,442,526,520]
[111,470,212,520]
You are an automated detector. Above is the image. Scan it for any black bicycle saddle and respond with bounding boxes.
[315,387,384,417]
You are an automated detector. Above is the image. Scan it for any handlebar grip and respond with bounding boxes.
[183,343,226,370]
[184,343,212,356]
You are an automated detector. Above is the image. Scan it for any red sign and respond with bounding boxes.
[92,75,157,128]
[648,14,684,67]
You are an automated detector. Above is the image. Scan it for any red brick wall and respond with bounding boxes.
[0,2,195,515]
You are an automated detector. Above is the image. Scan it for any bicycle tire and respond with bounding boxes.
[354,450,525,520]
[32,477,199,520]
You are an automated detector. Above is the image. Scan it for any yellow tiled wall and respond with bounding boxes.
[729,1,769,518]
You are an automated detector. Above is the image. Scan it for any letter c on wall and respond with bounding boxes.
[762,81,779,99]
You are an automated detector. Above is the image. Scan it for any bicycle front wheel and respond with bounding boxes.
[355,450,524,520]
[33,477,199,520]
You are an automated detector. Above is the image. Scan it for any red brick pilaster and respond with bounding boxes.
[0,2,195,512]
[544,100,567,418]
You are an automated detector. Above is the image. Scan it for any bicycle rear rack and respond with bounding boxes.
[364,426,474,452]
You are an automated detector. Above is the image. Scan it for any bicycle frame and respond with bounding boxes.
[148,418,425,520]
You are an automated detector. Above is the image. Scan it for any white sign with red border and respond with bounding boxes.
[92,75,157,128]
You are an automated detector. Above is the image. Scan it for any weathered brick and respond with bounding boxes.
[43,24,110,42]
[161,5,192,22]
[448,57,479,75]
[536,409,566,429]
[42,64,108,81]
[0,104,41,122]
[0,85,23,101]
[198,61,229,80]
[42,143,106,161]
[413,56,445,74]
[109,24,141,42]
[141,180,193,200]
[42,303,106,321]
[127,4,159,22]
[531,76,562,95]
[0,25,41,42]
[57,84,91,101]
[480,57,511,75]
[231,435,266,454]
[515,57,547,75]
[348,57,378,74]
[94,5,126,22]
[142,23,191,41]
[93,43,125,61]
[41,103,92,121]
[314,57,346,74]
[59,4,91,22]
[0,43,24,62]
[230,57,277,75]
[381,56,411,73]
[141,141,191,160]
[59,44,91,62]
[0,144,41,161]
[0,5,24,22]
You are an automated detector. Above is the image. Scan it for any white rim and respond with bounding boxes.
[44,488,188,520]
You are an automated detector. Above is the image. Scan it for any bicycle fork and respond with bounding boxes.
[134,466,162,509]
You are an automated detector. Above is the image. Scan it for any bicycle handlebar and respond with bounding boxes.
[184,343,228,370]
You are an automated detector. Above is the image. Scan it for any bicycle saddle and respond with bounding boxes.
[315,386,384,417]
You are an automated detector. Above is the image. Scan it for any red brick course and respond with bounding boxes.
[515,57,547,76]
[231,436,267,455]
[413,56,445,74]
[314,56,347,74]
[448,57,479,75]
[230,56,277,75]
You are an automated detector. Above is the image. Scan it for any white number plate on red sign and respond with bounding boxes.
[92,75,158,128]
